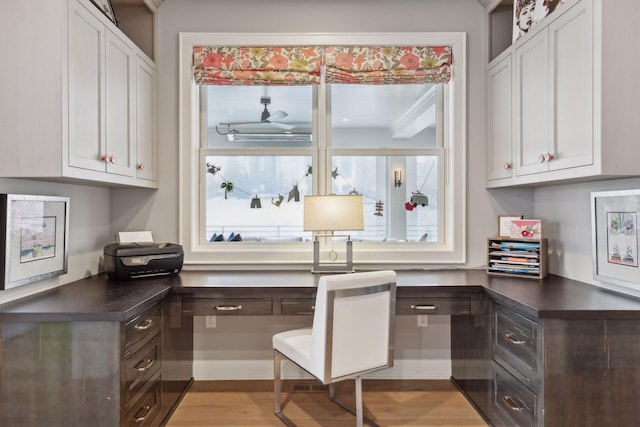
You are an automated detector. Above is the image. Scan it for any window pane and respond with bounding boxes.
[331,155,438,242]
[206,86,313,149]
[330,84,438,149]
[204,155,312,242]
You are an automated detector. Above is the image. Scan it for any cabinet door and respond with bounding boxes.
[68,1,106,173]
[135,54,158,182]
[105,30,136,177]
[548,1,593,171]
[486,54,513,181]
[514,29,550,177]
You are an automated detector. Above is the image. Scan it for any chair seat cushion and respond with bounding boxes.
[273,328,318,377]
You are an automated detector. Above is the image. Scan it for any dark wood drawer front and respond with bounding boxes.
[396,298,471,315]
[493,362,536,427]
[183,298,273,315]
[494,305,537,383]
[125,375,161,427]
[125,333,162,403]
[281,298,315,315]
[125,304,161,357]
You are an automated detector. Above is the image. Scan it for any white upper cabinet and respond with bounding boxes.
[485,0,640,187]
[486,53,513,182]
[0,0,158,188]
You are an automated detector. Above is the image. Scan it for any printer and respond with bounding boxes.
[104,242,184,280]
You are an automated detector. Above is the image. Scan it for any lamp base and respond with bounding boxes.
[311,235,354,274]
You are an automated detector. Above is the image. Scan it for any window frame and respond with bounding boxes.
[179,32,467,268]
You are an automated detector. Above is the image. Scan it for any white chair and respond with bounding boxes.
[273,270,397,427]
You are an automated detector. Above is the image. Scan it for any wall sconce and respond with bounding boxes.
[303,195,364,273]
[394,170,403,188]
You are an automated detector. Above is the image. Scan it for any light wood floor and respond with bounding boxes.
[165,380,489,427]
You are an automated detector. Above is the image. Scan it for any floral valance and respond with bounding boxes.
[324,46,452,84]
[193,46,323,85]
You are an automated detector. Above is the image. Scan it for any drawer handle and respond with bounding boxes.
[502,395,526,412]
[134,404,152,423]
[134,318,154,331]
[503,333,526,345]
[135,358,155,372]
[410,304,440,311]
[214,304,243,311]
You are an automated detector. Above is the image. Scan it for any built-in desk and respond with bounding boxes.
[2,269,640,426]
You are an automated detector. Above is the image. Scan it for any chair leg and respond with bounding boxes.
[355,375,363,427]
[274,351,283,414]
[328,376,380,427]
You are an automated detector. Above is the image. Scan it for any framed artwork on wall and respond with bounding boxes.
[591,190,640,289]
[0,194,70,290]
[90,0,118,26]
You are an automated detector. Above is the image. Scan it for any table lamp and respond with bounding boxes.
[303,194,364,273]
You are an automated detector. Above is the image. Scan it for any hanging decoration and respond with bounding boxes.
[207,163,221,175]
[221,181,234,199]
[272,194,284,207]
[374,200,384,216]
[250,196,262,209]
[305,165,312,176]
[404,201,415,211]
[332,167,339,179]
[288,185,300,202]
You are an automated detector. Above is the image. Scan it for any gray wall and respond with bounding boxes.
[0,179,110,304]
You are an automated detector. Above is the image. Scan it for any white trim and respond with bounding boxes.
[179,32,467,267]
[193,358,452,380]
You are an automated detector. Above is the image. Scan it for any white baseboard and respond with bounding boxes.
[193,358,452,381]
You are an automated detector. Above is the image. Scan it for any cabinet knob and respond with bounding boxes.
[137,163,145,171]
[108,155,115,164]
[101,154,109,163]
[503,162,512,170]
[538,153,554,163]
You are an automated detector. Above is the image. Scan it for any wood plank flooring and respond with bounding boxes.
[165,380,489,427]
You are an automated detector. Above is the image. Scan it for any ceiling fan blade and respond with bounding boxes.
[268,111,288,122]
[268,122,295,131]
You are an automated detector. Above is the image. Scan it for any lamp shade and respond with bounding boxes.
[303,195,364,231]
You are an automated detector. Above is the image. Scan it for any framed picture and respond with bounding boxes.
[510,219,542,239]
[498,215,523,237]
[90,0,118,26]
[591,190,640,289]
[1,194,70,290]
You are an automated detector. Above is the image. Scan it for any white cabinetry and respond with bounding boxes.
[0,0,157,188]
[485,0,640,188]
[486,53,513,182]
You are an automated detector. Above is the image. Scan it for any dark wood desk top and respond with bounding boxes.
[1,269,640,321]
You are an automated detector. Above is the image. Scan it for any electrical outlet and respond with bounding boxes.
[205,315,216,328]
[417,315,428,327]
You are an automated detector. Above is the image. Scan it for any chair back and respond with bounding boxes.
[309,270,396,383]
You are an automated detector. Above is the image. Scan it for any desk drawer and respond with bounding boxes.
[493,361,537,427]
[281,298,315,315]
[124,374,161,427]
[125,333,161,403]
[396,297,470,315]
[183,298,273,315]
[124,304,161,358]
[494,304,537,383]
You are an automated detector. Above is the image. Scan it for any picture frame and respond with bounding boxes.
[498,215,523,238]
[90,0,118,26]
[1,194,70,290]
[510,219,542,239]
[591,190,640,289]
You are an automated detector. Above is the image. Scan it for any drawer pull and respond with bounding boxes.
[503,333,526,345]
[135,358,155,372]
[410,304,440,311]
[134,318,154,331]
[214,304,243,311]
[502,395,526,412]
[134,405,152,423]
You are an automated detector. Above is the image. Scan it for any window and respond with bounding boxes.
[179,33,466,267]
